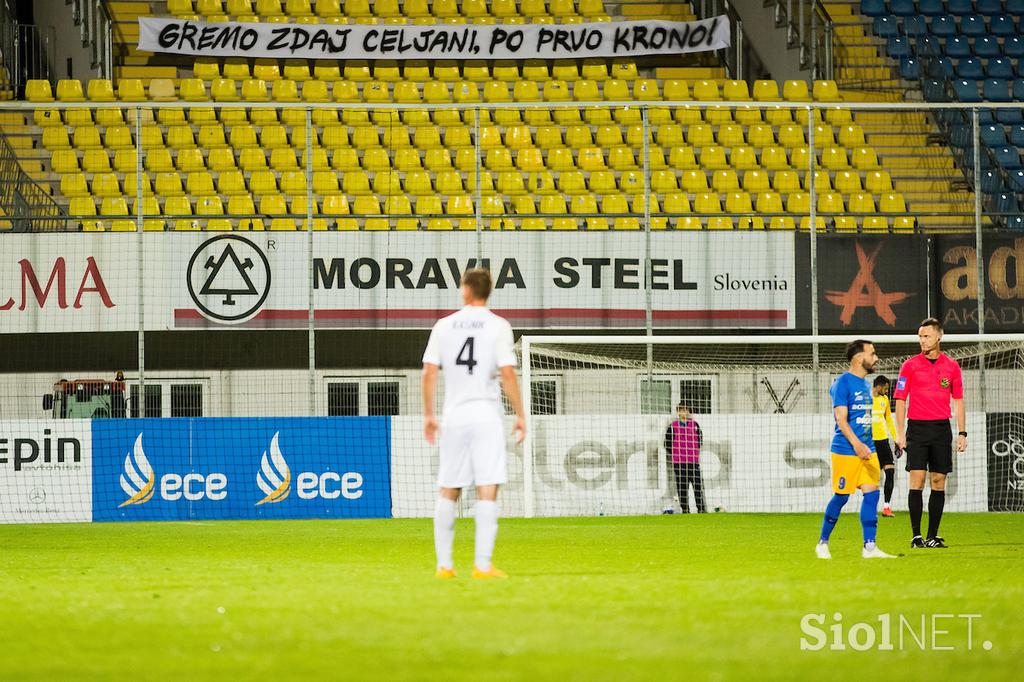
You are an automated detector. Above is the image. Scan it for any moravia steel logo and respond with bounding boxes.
[119,434,155,507]
[186,235,271,324]
[256,432,291,505]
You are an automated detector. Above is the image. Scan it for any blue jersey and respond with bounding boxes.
[829,372,876,456]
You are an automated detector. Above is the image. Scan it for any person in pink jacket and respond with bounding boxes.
[663,402,707,513]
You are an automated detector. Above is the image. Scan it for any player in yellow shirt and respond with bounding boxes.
[872,375,901,518]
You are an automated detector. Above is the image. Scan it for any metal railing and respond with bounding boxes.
[693,0,769,82]
[0,0,56,96]
[0,131,64,232]
[72,0,113,79]
[772,0,835,80]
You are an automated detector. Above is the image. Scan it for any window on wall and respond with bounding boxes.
[639,376,717,414]
[127,380,207,417]
[170,384,203,417]
[327,378,403,416]
[502,377,560,415]
[129,384,162,418]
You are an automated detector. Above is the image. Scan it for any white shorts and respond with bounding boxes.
[437,414,508,489]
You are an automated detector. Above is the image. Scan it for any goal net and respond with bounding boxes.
[519,335,1024,517]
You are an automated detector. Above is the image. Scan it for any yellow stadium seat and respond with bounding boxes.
[409,125,440,151]
[746,124,775,148]
[370,170,401,196]
[176,149,207,173]
[651,169,679,194]
[516,148,545,172]
[382,126,412,150]
[321,125,350,150]
[248,169,278,195]
[812,124,836,146]
[50,150,79,174]
[431,170,461,195]
[556,170,586,196]
[259,195,295,231]
[816,192,844,215]
[789,145,811,170]
[570,194,603,230]
[833,171,862,195]
[623,124,651,149]
[712,170,740,192]
[341,170,371,195]
[694,189,724,216]
[577,147,606,171]
[445,194,475,230]
[184,171,214,197]
[812,80,841,102]
[545,147,574,172]
[783,80,810,102]
[848,192,875,214]
[143,148,173,173]
[880,192,908,214]
[43,127,71,150]
[228,124,258,149]
[860,216,889,233]
[227,195,263,231]
[168,0,195,13]
[715,124,744,148]
[587,170,615,195]
[691,80,720,102]
[677,169,707,193]
[309,170,338,195]
[730,146,759,171]
[608,146,636,170]
[238,148,268,172]
[389,148,419,173]
[26,79,54,102]
[130,196,163,231]
[283,61,312,82]
[278,170,306,197]
[592,125,621,148]
[832,216,858,231]
[760,145,789,171]
[741,169,770,193]
[269,148,298,171]
[532,126,562,151]
[821,146,849,171]
[837,125,866,147]
[564,125,593,149]
[609,59,638,81]
[381,195,415,231]
[61,173,90,198]
[330,148,360,172]
[699,146,728,170]
[33,106,61,128]
[241,78,274,124]
[803,170,831,193]
[541,195,576,230]
[217,170,247,196]
[56,79,85,102]
[165,125,195,150]
[726,191,758,227]
[851,147,881,171]
[69,197,100,231]
[89,173,120,200]
[361,148,390,172]
[413,196,444,231]
[600,194,637,230]
[786,190,811,215]
[122,170,153,196]
[509,196,541,230]
[300,147,329,171]
[424,149,452,172]
[685,124,713,147]
[777,124,804,148]
[81,150,111,174]
[503,125,532,151]
[151,171,183,197]
[527,170,557,195]
[655,124,684,148]
[865,170,893,193]
[663,191,692,226]
[195,125,226,150]
[770,170,799,194]
[633,78,660,102]
[321,194,354,230]
[98,127,130,152]
[756,190,783,214]
[668,145,697,170]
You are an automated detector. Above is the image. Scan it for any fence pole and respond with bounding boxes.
[642,106,653,388]
[135,106,145,417]
[306,108,316,416]
[808,105,821,408]
[474,107,482,262]
[972,107,987,414]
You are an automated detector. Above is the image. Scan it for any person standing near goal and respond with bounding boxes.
[421,268,526,579]
[816,339,895,559]
[893,317,966,549]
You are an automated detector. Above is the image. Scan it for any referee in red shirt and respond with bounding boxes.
[893,318,967,549]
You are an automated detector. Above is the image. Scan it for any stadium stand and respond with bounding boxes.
[0,0,944,232]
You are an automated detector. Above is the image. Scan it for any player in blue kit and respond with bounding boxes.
[816,340,897,560]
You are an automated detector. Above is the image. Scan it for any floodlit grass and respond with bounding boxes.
[0,513,1020,680]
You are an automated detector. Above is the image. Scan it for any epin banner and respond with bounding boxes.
[91,417,391,521]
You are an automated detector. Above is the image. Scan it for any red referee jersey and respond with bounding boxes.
[892,353,964,420]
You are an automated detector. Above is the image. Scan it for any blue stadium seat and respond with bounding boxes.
[962,149,994,168]
[1006,216,1024,230]
[1009,0,1024,15]
[917,35,942,56]
[1004,36,1024,59]
[929,14,958,35]
[994,147,1023,170]
[961,14,988,36]
[1009,125,1024,147]
[887,36,910,58]
[976,0,1005,15]
[981,124,1008,146]
[890,0,916,15]
[860,0,887,16]
[927,57,955,78]
[1012,79,1024,99]
[947,0,974,15]
[922,79,948,101]
[1007,170,1024,193]
[874,15,900,36]
[991,192,1021,212]
[919,0,945,15]
[980,170,1006,193]
[957,57,985,78]
[996,82,1024,123]
[953,79,982,102]
[944,36,972,58]
[987,57,1015,78]
[975,36,1001,58]
[900,57,921,79]
[904,15,929,35]
[983,78,1011,101]
[949,123,973,148]
[989,15,1017,36]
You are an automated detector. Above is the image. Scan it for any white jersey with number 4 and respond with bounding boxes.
[422,306,517,421]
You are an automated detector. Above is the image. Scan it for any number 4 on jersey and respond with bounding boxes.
[456,337,478,374]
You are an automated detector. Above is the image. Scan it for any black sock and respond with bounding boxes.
[883,469,895,504]
[927,490,946,538]
[909,489,924,537]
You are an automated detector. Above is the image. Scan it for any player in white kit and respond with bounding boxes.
[421,268,526,579]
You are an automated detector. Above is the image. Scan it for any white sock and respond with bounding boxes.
[474,500,499,571]
[434,497,457,570]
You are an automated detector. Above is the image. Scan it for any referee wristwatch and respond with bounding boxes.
[958,431,968,437]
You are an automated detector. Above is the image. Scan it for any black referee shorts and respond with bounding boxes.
[906,419,953,474]
[874,439,895,468]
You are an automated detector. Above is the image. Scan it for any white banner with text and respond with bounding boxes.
[138,16,730,60]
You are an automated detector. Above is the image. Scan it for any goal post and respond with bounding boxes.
[519,334,1024,518]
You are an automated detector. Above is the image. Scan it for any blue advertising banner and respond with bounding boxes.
[92,417,391,521]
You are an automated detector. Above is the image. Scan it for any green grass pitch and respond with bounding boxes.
[1,513,1020,680]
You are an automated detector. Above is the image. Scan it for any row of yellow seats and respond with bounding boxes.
[192,57,638,84]
[41,119,869,158]
[27,77,835,108]
[169,0,608,20]
[69,193,914,233]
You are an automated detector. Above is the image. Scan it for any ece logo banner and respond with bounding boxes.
[91,417,391,521]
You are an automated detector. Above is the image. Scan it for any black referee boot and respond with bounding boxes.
[911,535,926,549]
[925,536,948,548]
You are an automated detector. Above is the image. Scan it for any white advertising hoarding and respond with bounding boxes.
[0,420,92,523]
